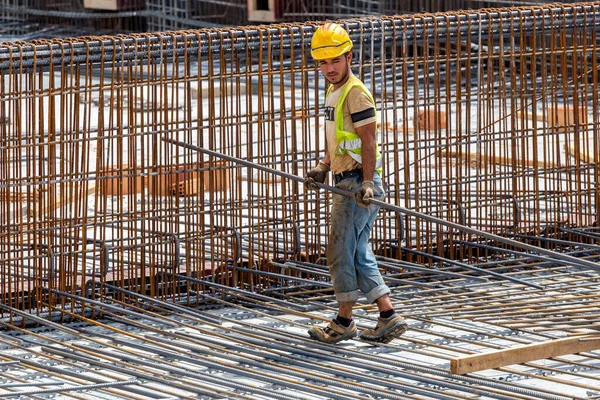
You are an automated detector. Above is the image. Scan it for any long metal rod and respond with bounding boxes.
[172,273,311,311]
[0,380,142,399]
[376,258,489,282]
[383,247,541,288]
[101,283,222,325]
[162,137,600,289]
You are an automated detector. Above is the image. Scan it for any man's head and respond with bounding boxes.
[311,23,353,87]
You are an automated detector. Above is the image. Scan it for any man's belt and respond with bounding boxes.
[334,168,363,184]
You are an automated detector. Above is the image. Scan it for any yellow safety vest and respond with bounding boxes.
[326,75,383,174]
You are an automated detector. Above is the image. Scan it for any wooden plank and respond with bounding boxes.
[442,150,563,169]
[451,335,600,375]
[516,105,588,127]
[565,143,596,164]
[36,182,97,217]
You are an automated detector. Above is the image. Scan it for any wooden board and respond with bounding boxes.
[517,106,588,127]
[451,335,600,375]
[442,150,563,169]
[565,143,596,164]
[36,182,97,216]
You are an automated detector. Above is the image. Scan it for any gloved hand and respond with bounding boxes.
[354,180,374,208]
[304,162,329,191]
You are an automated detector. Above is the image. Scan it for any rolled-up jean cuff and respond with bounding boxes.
[364,285,391,304]
[335,289,361,303]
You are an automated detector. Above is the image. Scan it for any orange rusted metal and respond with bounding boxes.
[0,4,599,317]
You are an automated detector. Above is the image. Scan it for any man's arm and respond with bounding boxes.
[353,121,377,207]
[355,121,377,180]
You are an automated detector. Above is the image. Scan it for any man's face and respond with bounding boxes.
[318,53,351,86]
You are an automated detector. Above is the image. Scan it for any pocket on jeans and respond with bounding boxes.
[373,184,385,199]
[337,178,359,192]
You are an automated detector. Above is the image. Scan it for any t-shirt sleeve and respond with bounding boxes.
[346,87,376,128]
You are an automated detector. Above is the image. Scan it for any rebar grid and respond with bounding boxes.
[0,4,599,320]
[0,266,598,398]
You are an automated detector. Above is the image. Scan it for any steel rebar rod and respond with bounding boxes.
[101,283,222,325]
[376,256,489,281]
[0,329,176,399]
[0,380,142,399]
[172,273,311,311]
[164,137,590,289]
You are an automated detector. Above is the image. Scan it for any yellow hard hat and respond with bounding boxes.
[311,23,353,60]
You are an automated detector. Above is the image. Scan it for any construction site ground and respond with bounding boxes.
[1,260,600,399]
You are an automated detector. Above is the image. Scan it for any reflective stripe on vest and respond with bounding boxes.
[326,75,382,174]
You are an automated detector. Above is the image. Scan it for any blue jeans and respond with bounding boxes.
[326,173,390,304]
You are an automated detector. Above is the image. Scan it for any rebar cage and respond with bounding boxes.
[0,3,599,317]
[0,0,587,38]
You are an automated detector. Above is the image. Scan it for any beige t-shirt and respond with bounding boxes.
[324,77,377,175]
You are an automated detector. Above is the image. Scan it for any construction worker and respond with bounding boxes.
[304,22,408,344]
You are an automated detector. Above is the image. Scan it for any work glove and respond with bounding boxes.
[304,162,329,191]
[354,180,374,208]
